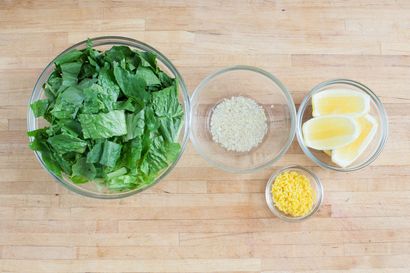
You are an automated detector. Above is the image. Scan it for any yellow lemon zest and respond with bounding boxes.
[271,171,314,217]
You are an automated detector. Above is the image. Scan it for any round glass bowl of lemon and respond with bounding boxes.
[296,79,388,172]
[265,165,323,222]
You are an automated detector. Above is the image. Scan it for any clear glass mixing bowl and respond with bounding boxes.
[27,36,190,199]
[190,66,296,173]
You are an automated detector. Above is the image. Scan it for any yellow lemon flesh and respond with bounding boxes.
[303,115,360,150]
[312,89,370,117]
[331,114,378,167]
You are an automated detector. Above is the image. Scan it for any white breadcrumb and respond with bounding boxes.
[210,96,268,152]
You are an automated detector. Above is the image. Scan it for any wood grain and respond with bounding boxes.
[1,0,410,272]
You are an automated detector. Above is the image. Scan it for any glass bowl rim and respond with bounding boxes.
[189,65,297,173]
[27,36,191,199]
[265,165,324,222]
[296,78,389,172]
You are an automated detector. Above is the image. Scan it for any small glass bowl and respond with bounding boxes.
[190,66,296,173]
[296,79,388,172]
[27,36,190,199]
[265,165,323,222]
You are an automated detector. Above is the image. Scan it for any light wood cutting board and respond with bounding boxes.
[1,1,410,272]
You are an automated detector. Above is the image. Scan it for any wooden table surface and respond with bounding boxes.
[1,1,410,272]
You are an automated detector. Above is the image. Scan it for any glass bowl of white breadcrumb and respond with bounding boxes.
[190,65,296,173]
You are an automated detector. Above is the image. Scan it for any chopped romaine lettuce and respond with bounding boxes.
[28,42,183,192]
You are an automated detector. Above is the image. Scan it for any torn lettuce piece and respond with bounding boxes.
[113,62,150,101]
[124,110,145,141]
[47,133,87,154]
[140,135,180,176]
[54,50,83,66]
[99,140,122,167]
[71,157,96,184]
[79,110,127,139]
[136,66,160,86]
[30,99,49,117]
[51,86,84,119]
[152,84,184,142]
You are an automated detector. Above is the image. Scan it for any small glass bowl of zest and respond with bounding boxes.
[265,165,323,222]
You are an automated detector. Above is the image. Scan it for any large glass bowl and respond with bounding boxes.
[296,79,388,172]
[27,36,190,199]
[190,66,296,173]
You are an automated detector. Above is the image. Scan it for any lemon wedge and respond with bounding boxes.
[312,89,370,117]
[331,114,378,167]
[303,115,360,150]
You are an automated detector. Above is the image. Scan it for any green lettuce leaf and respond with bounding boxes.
[158,71,173,87]
[136,66,160,86]
[47,133,88,154]
[124,110,144,141]
[51,86,84,119]
[114,99,137,112]
[140,135,180,176]
[43,71,63,101]
[59,119,83,137]
[99,140,122,167]
[79,110,127,139]
[86,141,104,163]
[113,62,150,101]
[106,175,138,191]
[104,46,134,63]
[82,83,118,114]
[54,50,83,66]
[60,62,82,88]
[138,51,157,68]
[144,106,160,132]
[152,85,183,118]
[82,84,107,114]
[28,128,63,177]
[123,137,142,171]
[105,167,128,179]
[152,85,184,142]
[98,67,120,104]
[71,157,96,184]
[30,99,49,117]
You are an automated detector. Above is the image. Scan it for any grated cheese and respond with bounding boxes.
[210,96,267,152]
[271,171,314,217]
